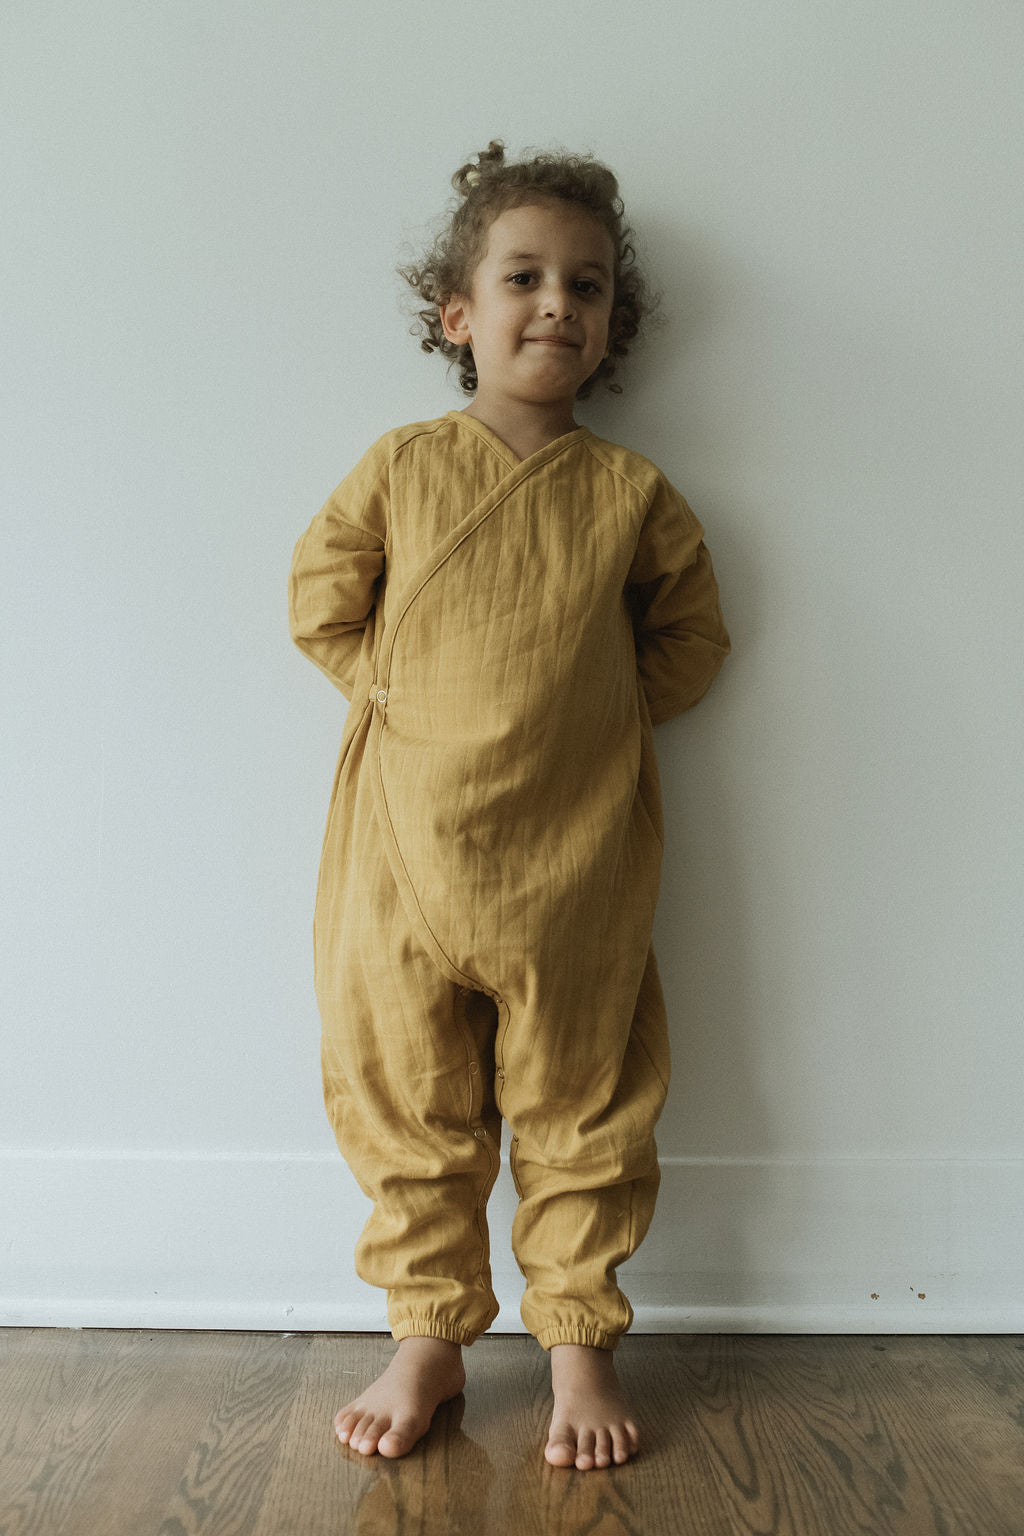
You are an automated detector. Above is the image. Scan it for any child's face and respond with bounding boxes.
[440,200,615,411]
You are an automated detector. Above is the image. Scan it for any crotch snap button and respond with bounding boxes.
[496,1068,505,1079]
[468,1063,479,1074]
[473,1127,487,1139]
[375,688,388,705]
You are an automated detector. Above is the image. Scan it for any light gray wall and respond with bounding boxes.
[2,0,1022,1330]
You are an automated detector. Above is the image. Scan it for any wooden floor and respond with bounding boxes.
[1,1330,1023,1535]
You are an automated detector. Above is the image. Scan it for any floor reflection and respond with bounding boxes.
[345,1395,494,1536]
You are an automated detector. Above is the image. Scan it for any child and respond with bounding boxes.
[288,140,730,1471]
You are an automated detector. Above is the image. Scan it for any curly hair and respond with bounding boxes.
[397,140,655,399]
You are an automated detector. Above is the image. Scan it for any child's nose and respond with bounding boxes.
[540,285,576,320]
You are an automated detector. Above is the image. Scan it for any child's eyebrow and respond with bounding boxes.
[500,250,611,279]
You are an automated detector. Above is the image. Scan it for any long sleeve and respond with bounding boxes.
[288,440,389,699]
[627,475,731,726]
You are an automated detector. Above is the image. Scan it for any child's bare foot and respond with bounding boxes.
[544,1343,640,1470]
[334,1336,466,1458]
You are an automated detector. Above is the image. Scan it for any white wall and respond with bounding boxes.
[2,0,1022,1331]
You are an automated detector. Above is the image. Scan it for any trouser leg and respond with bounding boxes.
[499,945,670,1351]
[315,803,502,1346]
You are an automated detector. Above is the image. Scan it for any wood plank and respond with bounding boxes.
[64,1332,258,1536]
[249,1332,395,1536]
[0,1327,95,1457]
[0,1331,249,1536]
[146,1331,309,1536]
[676,1336,1024,1536]
[930,1337,1024,1528]
[942,1333,1024,1400]
[835,1336,1024,1535]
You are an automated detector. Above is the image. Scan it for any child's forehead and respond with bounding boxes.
[480,200,614,264]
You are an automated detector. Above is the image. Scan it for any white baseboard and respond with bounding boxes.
[2,1149,1021,1332]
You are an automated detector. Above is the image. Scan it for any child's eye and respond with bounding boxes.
[505,271,603,295]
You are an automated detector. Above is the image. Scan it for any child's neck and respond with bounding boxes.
[460,396,580,463]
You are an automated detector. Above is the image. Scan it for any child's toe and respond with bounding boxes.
[334,1410,357,1444]
[574,1428,597,1470]
[544,1428,578,1467]
[351,1412,383,1453]
[593,1428,613,1467]
[611,1425,634,1463]
[377,1417,420,1458]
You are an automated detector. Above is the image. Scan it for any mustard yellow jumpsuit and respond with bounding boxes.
[289,411,730,1351]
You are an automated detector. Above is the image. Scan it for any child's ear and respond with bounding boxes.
[440,297,471,346]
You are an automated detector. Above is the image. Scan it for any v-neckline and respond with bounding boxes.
[446,410,591,470]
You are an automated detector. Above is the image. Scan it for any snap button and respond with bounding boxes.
[496,1068,505,1079]
[468,1063,478,1074]
[473,1127,487,1140]
[375,688,388,705]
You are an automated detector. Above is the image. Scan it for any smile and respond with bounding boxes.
[526,338,578,348]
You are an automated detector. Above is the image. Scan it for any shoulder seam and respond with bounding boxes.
[582,437,660,508]
[386,416,450,464]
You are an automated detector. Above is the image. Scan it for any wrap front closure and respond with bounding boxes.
[365,433,587,993]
